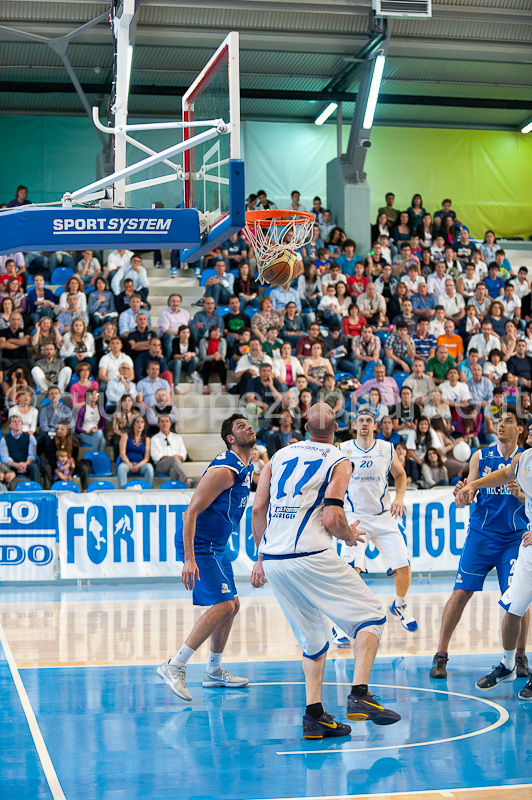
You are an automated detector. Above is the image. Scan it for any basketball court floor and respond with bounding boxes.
[2,576,531,800]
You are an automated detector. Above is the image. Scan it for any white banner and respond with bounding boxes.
[0,493,58,581]
[58,487,469,580]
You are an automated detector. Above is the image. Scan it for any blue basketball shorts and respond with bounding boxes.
[454,525,523,593]
[177,543,237,606]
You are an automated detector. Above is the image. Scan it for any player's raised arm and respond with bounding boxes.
[322,460,365,546]
[181,466,236,589]
[250,462,271,588]
[455,452,521,508]
[389,450,407,518]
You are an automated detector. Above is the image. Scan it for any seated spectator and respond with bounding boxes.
[376,415,401,446]
[457,264,479,303]
[459,348,480,382]
[154,293,191,364]
[150,416,194,487]
[117,415,154,489]
[426,262,449,297]
[302,342,335,393]
[137,361,172,409]
[119,292,152,337]
[223,295,251,349]
[350,325,381,380]
[420,447,449,488]
[266,409,303,457]
[279,301,306,345]
[500,283,522,326]
[374,263,398,299]
[411,281,438,319]
[393,298,418,337]
[317,372,345,414]
[335,239,360,277]
[7,185,30,208]
[171,325,199,385]
[234,262,259,309]
[116,278,145,316]
[510,266,531,301]
[110,395,140,460]
[500,319,520,360]
[459,303,481,344]
[319,209,335,241]
[467,283,491,322]
[1,364,33,408]
[346,261,369,297]
[402,265,426,296]
[75,388,106,451]
[0,415,39,483]
[318,283,343,327]
[133,337,172,386]
[26,250,50,282]
[357,282,386,324]
[255,190,278,210]
[390,440,419,486]
[418,246,436,277]
[8,387,38,434]
[111,253,149,301]
[437,318,464,364]
[439,366,471,409]
[342,303,367,339]
[372,212,390,243]
[484,263,505,299]
[392,242,419,275]
[261,326,282,359]
[76,249,104,285]
[454,404,482,449]
[466,363,494,407]
[422,388,452,423]
[42,420,92,490]
[483,300,507,337]
[322,264,347,291]
[426,344,455,385]
[58,276,87,313]
[506,339,532,389]
[202,258,235,306]
[270,281,302,319]
[405,416,441,467]
[384,321,416,376]
[467,319,499,361]
[403,358,436,406]
[272,342,304,388]
[438,279,465,326]
[126,312,156,356]
[428,305,446,339]
[27,274,56,325]
[234,337,273,395]
[297,262,322,310]
[352,363,400,407]
[0,259,24,289]
[336,281,351,316]
[60,318,95,374]
[0,311,31,372]
[190,296,225,345]
[365,242,389,274]
[32,341,72,394]
[0,276,27,313]
[434,199,462,229]
[322,324,358,377]
[49,250,76,273]
[483,348,507,386]
[244,363,283,432]
[391,212,412,247]
[389,385,420,434]
[57,292,89,334]
[95,321,118,362]
[98,335,133,386]
[483,388,505,444]
[0,297,19,331]
[105,362,137,408]
[87,276,117,329]
[387,281,408,321]
[293,321,320,361]
[53,450,77,485]
[437,215,457,246]
[412,318,437,364]
[38,385,74,460]
[199,324,227,394]
[107,248,134,276]
[222,232,248,270]
[30,315,62,358]
[441,246,460,280]
[145,388,178,436]
[358,386,388,424]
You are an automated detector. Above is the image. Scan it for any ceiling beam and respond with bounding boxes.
[1,79,531,111]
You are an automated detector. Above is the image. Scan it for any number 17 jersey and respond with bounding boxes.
[260,441,349,556]
[339,438,394,516]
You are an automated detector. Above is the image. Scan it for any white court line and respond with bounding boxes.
[255,682,509,756]
[247,784,532,800]
[0,620,67,800]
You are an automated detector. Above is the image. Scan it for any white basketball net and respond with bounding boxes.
[244,213,315,284]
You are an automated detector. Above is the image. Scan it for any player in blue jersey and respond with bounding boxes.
[157,414,256,701]
[430,409,531,679]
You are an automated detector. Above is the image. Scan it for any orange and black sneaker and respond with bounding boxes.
[347,692,401,725]
[302,711,351,739]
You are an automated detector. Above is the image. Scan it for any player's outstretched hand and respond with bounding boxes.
[346,521,365,548]
[182,558,200,590]
[250,560,267,588]
[507,480,522,499]
[522,529,532,547]
[455,483,477,508]
[452,478,466,499]
[390,498,405,519]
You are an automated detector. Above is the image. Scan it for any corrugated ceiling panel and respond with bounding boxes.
[380,81,532,102]
[437,0,529,8]
[384,57,532,86]
[393,18,531,41]
[0,1,108,21]
[0,92,100,111]
[374,103,525,125]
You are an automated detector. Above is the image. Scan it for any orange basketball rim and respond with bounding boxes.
[244,209,315,283]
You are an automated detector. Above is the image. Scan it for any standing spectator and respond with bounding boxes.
[466,364,494,407]
[0,311,31,371]
[111,254,149,301]
[199,325,227,394]
[60,318,95,374]
[77,250,104,285]
[426,345,455,385]
[75,388,106,450]
[157,294,191,362]
[378,192,400,227]
[31,342,72,394]
[117,416,154,489]
[222,233,248,270]
[87,277,117,329]
[150,416,194,487]
[190,296,224,345]
[171,325,199,385]
[351,325,381,379]
[437,318,464,364]
[384,321,416,376]
[0,415,40,483]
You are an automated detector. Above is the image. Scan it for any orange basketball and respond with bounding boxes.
[261,249,303,286]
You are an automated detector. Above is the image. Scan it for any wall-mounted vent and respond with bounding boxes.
[373,0,432,18]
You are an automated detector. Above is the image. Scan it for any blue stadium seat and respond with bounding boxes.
[86,480,116,492]
[51,481,80,493]
[361,362,376,383]
[246,307,259,318]
[335,372,353,382]
[54,285,65,299]
[92,327,103,338]
[51,267,74,285]
[27,274,35,287]
[14,481,43,492]
[393,372,409,389]
[160,480,187,490]
[124,480,152,490]
[374,330,389,345]
[83,451,113,477]
[217,306,232,316]
[85,285,96,294]
[199,268,216,286]
[263,287,274,297]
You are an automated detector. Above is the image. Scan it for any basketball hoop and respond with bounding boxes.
[244,209,315,283]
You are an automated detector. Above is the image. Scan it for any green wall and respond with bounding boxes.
[1,115,531,239]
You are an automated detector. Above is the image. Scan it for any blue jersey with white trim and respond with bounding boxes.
[472,444,528,536]
[259,441,350,556]
[175,450,253,551]
[339,438,394,516]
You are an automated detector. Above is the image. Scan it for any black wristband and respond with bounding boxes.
[323,498,344,508]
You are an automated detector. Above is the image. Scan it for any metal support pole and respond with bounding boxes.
[112,0,136,208]
[337,102,343,158]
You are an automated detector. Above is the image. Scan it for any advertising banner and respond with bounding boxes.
[0,493,58,581]
[58,487,470,580]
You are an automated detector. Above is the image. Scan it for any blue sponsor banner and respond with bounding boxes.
[0,493,58,580]
[0,207,200,254]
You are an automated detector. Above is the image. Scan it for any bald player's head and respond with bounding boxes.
[306,402,337,442]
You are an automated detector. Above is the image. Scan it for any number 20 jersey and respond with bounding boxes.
[339,438,394,517]
[259,441,350,556]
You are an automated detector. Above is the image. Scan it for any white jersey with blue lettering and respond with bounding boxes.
[259,441,350,556]
[515,447,532,524]
[339,438,394,517]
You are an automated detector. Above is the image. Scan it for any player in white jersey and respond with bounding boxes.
[251,404,401,739]
[339,409,418,632]
[456,424,532,700]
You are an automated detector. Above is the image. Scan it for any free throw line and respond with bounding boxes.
[0,620,67,800]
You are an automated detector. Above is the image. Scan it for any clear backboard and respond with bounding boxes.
[183,32,241,235]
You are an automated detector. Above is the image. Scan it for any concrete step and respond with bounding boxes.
[181,433,224,461]
[175,401,242,433]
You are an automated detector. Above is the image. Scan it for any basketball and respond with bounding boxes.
[261,249,303,286]
[453,441,471,462]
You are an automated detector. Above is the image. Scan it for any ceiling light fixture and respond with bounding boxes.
[363,54,386,130]
[315,102,338,126]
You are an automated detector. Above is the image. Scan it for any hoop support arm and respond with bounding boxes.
[92,107,227,135]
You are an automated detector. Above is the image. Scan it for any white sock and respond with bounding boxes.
[169,643,195,667]
[501,648,516,671]
[208,651,223,671]
[395,595,406,608]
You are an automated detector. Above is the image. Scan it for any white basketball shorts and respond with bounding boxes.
[262,548,387,659]
[341,510,410,574]
[499,542,532,618]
